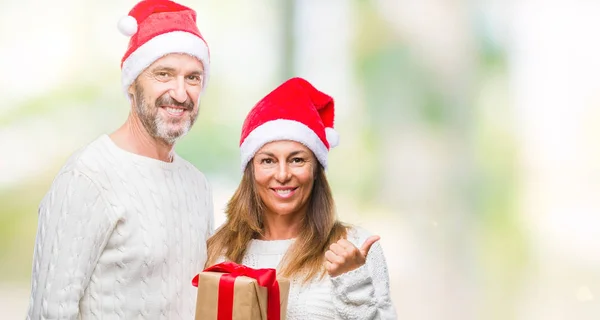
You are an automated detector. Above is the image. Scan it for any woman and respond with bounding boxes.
[207,77,397,319]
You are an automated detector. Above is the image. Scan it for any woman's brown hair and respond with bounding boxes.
[206,160,347,282]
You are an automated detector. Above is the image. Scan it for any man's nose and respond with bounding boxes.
[169,77,188,103]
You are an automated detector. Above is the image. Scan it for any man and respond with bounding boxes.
[27,0,214,318]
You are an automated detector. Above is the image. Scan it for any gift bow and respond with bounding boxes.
[192,262,281,320]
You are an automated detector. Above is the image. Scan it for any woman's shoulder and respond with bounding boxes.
[343,224,375,247]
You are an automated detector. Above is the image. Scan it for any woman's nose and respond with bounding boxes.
[275,162,291,183]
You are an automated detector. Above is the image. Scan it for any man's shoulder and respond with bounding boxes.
[57,135,114,178]
[41,135,113,202]
[176,156,209,183]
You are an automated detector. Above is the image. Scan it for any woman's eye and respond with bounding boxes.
[260,158,273,164]
[291,157,304,164]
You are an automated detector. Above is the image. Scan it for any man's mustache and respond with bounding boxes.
[155,94,195,110]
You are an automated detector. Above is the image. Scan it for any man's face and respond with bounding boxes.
[130,53,205,145]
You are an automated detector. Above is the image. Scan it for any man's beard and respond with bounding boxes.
[133,82,199,145]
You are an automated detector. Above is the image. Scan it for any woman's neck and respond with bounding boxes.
[260,213,304,240]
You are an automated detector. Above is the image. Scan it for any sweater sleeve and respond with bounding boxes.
[330,230,398,320]
[27,170,118,320]
[205,178,215,238]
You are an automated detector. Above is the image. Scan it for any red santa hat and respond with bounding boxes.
[118,0,210,97]
[239,77,340,171]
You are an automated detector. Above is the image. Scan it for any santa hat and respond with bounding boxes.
[118,0,210,97]
[239,77,340,171]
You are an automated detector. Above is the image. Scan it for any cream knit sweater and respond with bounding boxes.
[237,227,397,320]
[27,134,214,319]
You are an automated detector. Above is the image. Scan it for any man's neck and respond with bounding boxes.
[109,113,175,163]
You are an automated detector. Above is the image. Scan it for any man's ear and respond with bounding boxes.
[127,83,135,96]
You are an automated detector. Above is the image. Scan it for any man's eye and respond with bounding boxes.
[186,75,202,85]
[156,72,170,79]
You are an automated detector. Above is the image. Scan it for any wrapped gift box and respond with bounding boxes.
[193,262,290,320]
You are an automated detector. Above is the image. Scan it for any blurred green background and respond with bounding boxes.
[2,0,600,319]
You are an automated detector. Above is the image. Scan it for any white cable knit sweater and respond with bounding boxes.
[238,227,397,320]
[27,134,214,319]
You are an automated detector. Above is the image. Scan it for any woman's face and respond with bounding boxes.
[253,140,316,219]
